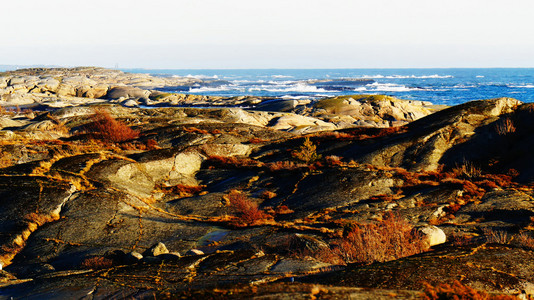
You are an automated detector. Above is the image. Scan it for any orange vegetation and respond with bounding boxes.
[88,109,140,142]
[224,190,271,226]
[159,184,206,198]
[80,256,114,270]
[207,155,264,169]
[423,281,518,300]
[332,213,429,264]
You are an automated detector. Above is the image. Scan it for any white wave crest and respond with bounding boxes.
[271,75,294,78]
[248,83,331,93]
[184,74,219,79]
[359,74,453,79]
[188,85,243,93]
[366,82,424,92]
[509,84,534,88]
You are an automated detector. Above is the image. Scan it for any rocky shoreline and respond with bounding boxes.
[0,68,532,299]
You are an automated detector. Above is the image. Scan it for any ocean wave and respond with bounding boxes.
[476,75,485,78]
[271,75,294,78]
[183,74,219,79]
[280,95,312,100]
[509,84,534,88]
[188,85,244,93]
[359,74,453,79]
[366,82,425,92]
[248,83,331,93]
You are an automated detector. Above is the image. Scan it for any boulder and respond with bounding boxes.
[418,225,446,246]
[185,249,204,256]
[253,99,298,112]
[106,86,150,100]
[143,242,169,257]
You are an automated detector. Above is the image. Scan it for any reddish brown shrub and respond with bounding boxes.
[88,109,139,142]
[275,205,294,215]
[266,160,305,172]
[182,126,209,134]
[225,190,270,226]
[80,256,114,270]
[324,155,343,167]
[208,155,263,169]
[423,280,517,300]
[260,190,277,199]
[249,138,266,144]
[145,139,159,150]
[332,213,429,264]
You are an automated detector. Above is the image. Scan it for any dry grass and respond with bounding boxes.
[80,256,114,270]
[207,155,264,169]
[482,228,511,244]
[266,160,305,172]
[88,109,140,142]
[495,118,516,136]
[452,161,482,179]
[515,232,534,249]
[423,280,518,300]
[159,184,206,198]
[332,213,429,264]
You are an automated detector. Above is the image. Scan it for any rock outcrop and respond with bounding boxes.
[1,67,534,299]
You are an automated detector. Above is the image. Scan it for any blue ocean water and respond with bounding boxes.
[125,68,534,106]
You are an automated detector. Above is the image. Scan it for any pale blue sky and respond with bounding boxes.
[2,0,534,68]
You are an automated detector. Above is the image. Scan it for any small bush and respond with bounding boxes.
[292,137,321,164]
[208,155,263,169]
[483,228,510,244]
[515,232,534,249]
[224,190,270,226]
[88,109,140,142]
[80,256,114,270]
[266,160,304,172]
[332,213,429,264]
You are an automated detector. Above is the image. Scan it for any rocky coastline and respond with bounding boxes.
[0,67,532,299]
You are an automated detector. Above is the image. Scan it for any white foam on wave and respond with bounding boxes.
[509,84,534,88]
[359,74,453,79]
[184,74,219,79]
[280,95,312,100]
[188,85,243,93]
[476,75,485,78]
[248,83,331,93]
[271,75,293,78]
[366,82,424,92]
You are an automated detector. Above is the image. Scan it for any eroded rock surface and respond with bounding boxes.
[0,68,533,299]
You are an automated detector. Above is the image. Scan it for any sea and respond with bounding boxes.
[123,68,534,106]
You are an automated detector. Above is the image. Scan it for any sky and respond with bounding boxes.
[2,0,534,69]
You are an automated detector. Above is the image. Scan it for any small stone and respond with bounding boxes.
[125,251,143,264]
[143,242,169,257]
[185,249,204,256]
[386,203,398,210]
